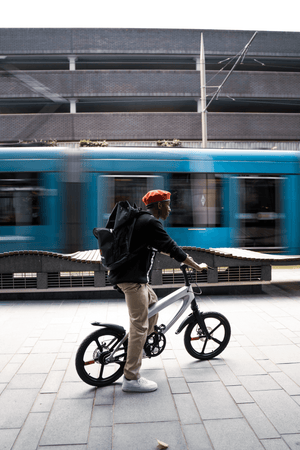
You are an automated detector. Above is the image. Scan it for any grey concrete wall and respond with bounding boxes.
[1,70,300,99]
[2,112,300,141]
[1,29,300,57]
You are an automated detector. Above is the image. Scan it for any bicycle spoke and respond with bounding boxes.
[95,338,103,351]
[201,338,208,353]
[210,322,222,334]
[210,336,222,345]
[98,363,104,380]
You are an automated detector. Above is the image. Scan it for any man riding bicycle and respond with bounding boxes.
[108,189,207,393]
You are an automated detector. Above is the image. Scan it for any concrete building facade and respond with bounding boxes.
[0,28,300,145]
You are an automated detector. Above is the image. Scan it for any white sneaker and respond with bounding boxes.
[122,376,158,393]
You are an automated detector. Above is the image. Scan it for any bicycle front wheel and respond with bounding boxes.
[184,312,231,360]
[75,328,127,387]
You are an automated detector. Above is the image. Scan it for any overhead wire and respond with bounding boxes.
[204,32,258,112]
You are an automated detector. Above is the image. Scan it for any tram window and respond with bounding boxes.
[0,173,43,226]
[168,173,222,227]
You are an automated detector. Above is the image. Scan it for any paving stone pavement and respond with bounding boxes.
[1,281,300,450]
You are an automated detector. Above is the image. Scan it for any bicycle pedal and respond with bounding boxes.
[154,324,166,333]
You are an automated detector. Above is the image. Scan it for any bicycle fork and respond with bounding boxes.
[175,298,211,338]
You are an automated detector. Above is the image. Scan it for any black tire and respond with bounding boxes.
[184,312,231,360]
[75,328,127,387]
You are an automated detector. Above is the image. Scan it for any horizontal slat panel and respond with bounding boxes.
[48,272,94,288]
[218,266,261,282]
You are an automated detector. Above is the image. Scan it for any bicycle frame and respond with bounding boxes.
[148,285,194,333]
[106,266,204,362]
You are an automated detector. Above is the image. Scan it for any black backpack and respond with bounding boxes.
[93,201,150,270]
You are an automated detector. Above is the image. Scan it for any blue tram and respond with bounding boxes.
[1,147,300,255]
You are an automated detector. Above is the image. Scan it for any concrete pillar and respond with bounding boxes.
[94,270,106,287]
[194,57,200,71]
[68,56,77,71]
[151,270,163,286]
[70,98,77,114]
[37,272,48,289]
[261,265,272,281]
[207,268,218,283]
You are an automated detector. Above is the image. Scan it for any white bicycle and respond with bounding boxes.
[75,264,231,387]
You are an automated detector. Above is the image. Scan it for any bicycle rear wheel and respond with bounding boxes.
[184,312,231,360]
[75,328,127,387]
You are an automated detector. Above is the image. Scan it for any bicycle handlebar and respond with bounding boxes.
[180,262,213,286]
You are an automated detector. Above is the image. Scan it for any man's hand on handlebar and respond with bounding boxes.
[183,255,209,272]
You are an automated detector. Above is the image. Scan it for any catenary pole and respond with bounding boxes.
[200,33,207,148]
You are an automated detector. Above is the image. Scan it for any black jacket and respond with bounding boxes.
[108,213,187,285]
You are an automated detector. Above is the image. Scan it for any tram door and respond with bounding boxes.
[97,175,164,227]
[237,177,283,251]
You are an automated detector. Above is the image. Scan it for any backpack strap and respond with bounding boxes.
[126,210,152,257]
[105,202,119,229]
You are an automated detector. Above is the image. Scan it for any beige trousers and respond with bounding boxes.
[117,282,158,380]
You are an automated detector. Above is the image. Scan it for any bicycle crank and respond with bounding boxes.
[144,330,166,358]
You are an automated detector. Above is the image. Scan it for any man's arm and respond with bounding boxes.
[149,218,207,271]
[160,252,207,272]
